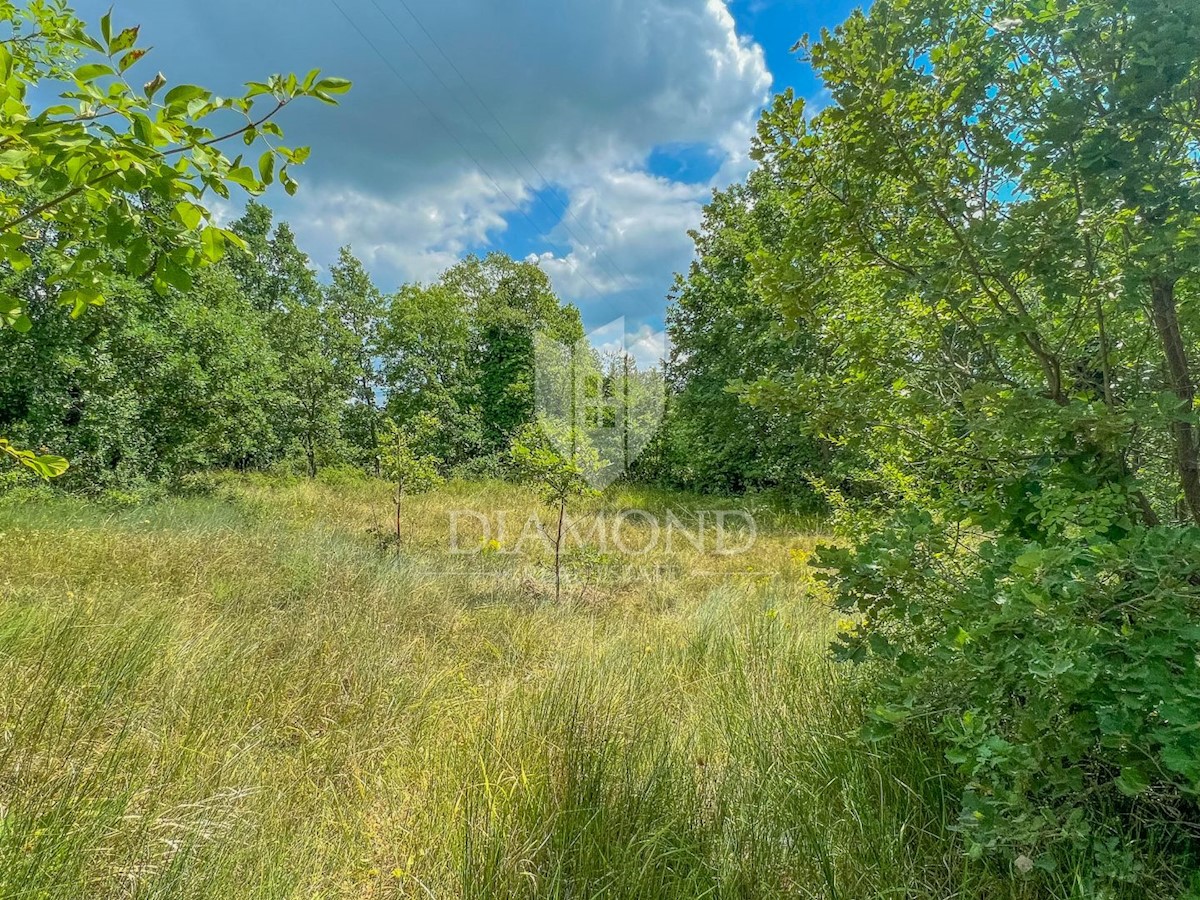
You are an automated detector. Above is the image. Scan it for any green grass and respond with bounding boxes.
[0,476,1081,898]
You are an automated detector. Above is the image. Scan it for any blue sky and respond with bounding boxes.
[75,0,862,347]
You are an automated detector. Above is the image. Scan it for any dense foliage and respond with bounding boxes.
[662,168,830,499]
[0,0,346,476]
[0,199,591,489]
[743,0,1200,887]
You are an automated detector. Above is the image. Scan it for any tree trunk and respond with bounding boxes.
[1149,276,1200,524]
[395,480,404,548]
[554,498,566,603]
[305,438,317,480]
[362,373,380,477]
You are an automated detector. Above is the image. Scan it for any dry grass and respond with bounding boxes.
[0,475,1045,898]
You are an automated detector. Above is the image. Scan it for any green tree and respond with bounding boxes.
[326,246,384,472]
[447,253,584,453]
[0,1,347,476]
[0,250,284,486]
[378,413,442,547]
[510,423,599,603]
[379,281,479,465]
[748,0,1200,883]
[225,204,355,478]
[665,169,828,497]
[379,253,583,468]
[275,303,355,479]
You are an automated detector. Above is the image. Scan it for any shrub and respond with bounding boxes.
[828,499,1200,887]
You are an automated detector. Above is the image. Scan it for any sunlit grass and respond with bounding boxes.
[0,476,1101,898]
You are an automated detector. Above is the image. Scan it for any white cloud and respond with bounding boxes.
[81,0,774,325]
[589,321,672,371]
[292,170,529,285]
[530,168,710,315]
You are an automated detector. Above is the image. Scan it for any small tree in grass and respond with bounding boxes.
[378,414,442,548]
[510,424,599,602]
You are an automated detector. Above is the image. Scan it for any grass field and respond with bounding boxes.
[0,475,1066,898]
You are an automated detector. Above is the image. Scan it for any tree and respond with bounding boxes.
[378,414,442,548]
[0,2,348,476]
[275,303,355,479]
[664,169,829,498]
[446,253,584,453]
[510,423,599,603]
[326,246,384,472]
[0,219,286,486]
[379,281,479,465]
[378,253,584,467]
[225,204,355,478]
[747,0,1200,882]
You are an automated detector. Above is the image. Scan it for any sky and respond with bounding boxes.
[74,0,861,350]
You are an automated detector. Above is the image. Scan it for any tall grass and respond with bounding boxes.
[0,478,1112,897]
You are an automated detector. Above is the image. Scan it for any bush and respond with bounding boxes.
[828,500,1200,889]
[451,452,512,482]
[315,464,370,488]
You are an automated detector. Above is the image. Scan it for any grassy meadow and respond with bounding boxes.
[0,475,1064,898]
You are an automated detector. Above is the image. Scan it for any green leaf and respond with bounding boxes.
[24,453,69,479]
[126,236,153,277]
[75,63,114,81]
[226,166,258,190]
[163,84,210,107]
[258,150,275,184]
[200,227,225,263]
[1115,765,1150,797]
[154,256,193,294]
[174,200,204,230]
[313,77,352,95]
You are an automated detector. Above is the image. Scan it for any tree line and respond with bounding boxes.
[0,200,600,488]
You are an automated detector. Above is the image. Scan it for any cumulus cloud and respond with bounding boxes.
[588,320,672,371]
[293,170,530,285]
[530,168,710,318]
[77,0,773,326]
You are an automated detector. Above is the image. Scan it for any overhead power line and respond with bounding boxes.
[329,0,640,302]
[376,0,640,295]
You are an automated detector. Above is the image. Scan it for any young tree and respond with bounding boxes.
[509,423,599,603]
[275,303,355,479]
[378,414,443,548]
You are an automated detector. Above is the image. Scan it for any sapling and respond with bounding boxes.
[510,424,599,602]
[377,414,443,548]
